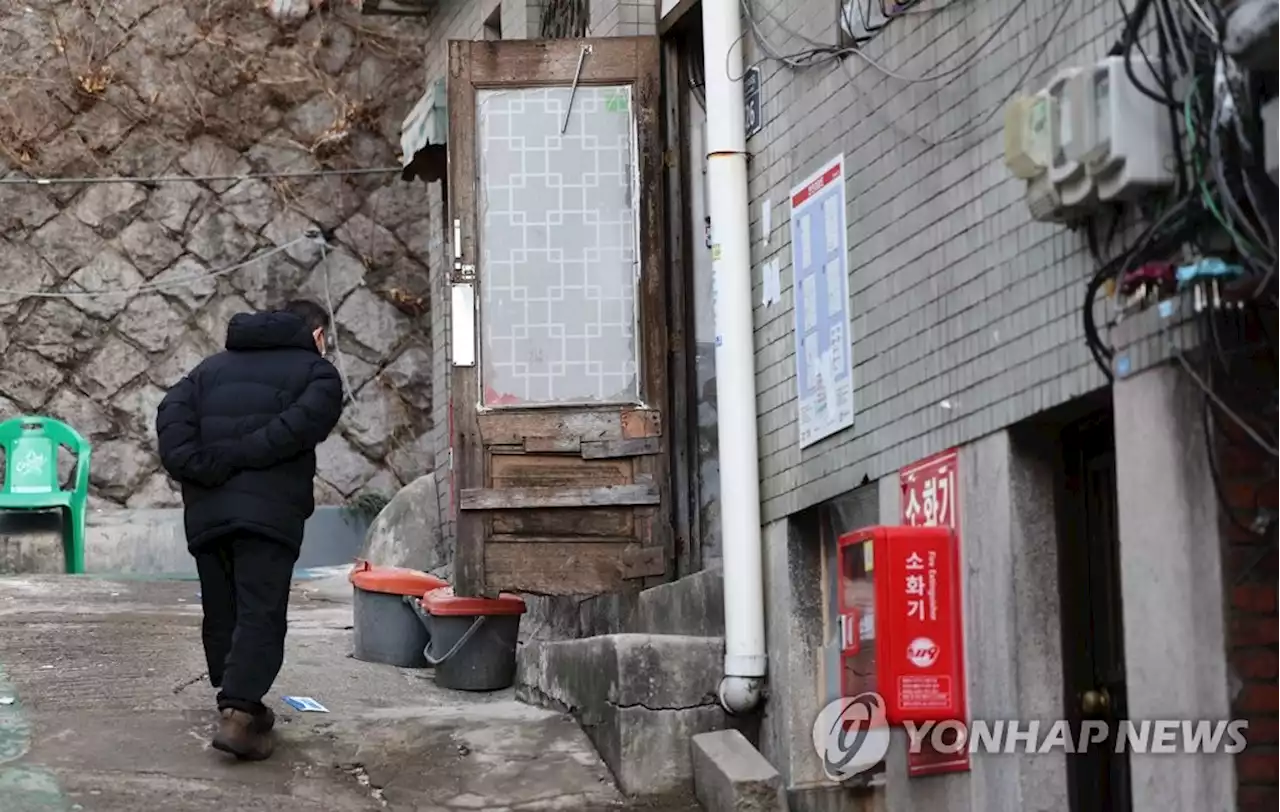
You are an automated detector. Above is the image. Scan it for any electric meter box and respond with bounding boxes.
[837,525,967,726]
[1078,56,1177,201]
[1047,67,1095,209]
[1265,95,1278,184]
[1027,173,1072,223]
[1004,91,1053,179]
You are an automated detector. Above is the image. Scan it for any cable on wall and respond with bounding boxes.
[0,166,403,187]
[736,0,1069,149]
[0,239,310,300]
[312,233,358,404]
[1077,0,1277,545]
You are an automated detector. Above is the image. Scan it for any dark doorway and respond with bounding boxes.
[1057,408,1133,812]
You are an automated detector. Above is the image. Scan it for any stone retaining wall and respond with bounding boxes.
[0,1,434,509]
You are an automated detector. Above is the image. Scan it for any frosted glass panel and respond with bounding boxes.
[477,85,639,406]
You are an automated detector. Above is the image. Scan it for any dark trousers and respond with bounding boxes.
[194,532,297,715]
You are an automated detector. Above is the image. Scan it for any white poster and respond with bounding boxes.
[789,154,855,449]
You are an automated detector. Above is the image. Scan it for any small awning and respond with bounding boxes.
[400,77,447,182]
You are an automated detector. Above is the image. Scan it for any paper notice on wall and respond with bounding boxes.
[828,321,845,377]
[820,349,838,420]
[825,258,844,318]
[789,153,855,449]
[762,257,781,306]
[823,194,841,253]
[803,334,820,391]
[802,275,818,331]
[762,199,773,245]
[798,214,812,269]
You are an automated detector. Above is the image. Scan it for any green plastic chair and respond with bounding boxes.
[0,416,92,574]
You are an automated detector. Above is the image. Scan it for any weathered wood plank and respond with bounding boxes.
[448,40,490,598]
[488,535,637,545]
[580,437,662,459]
[631,35,671,588]
[490,454,631,488]
[460,485,659,511]
[621,546,666,579]
[492,508,634,538]
[621,409,661,438]
[488,445,526,455]
[661,36,696,580]
[486,542,652,594]
[466,37,646,87]
[477,411,623,445]
[524,437,582,453]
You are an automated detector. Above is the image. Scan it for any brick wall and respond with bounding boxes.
[740,0,1183,521]
[1214,310,1279,811]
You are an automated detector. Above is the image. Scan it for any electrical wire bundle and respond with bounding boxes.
[1083,0,1277,364]
[732,0,1071,147]
[838,0,952,47]
[1081,0,1277,545]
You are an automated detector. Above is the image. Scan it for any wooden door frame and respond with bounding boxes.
[661,32,699,580]
[446,37,669,597]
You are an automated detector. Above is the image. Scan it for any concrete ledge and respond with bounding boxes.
[0,510,64,574]
[0,507,370,576]
[633,566,724,637]
[516,633,727,796]
[692,729,788,812]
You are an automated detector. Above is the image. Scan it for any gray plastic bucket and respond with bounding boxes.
[349,561,447,668]
[410,589,525,691]
[354,588,430,668]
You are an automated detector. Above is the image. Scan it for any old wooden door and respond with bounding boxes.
[447,37,669,597]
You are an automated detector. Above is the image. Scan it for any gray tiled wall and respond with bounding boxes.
[742,0,1181,521]
[593,0,659,33]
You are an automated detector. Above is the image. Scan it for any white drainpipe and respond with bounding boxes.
[702,0,767,714]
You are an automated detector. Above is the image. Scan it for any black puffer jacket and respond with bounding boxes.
[155,311,344,551]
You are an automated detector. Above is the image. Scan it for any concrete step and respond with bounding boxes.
[516,633,727,798]
[692,729,788,811]
[578,566,726,638]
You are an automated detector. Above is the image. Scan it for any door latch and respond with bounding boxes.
[453,261,476,282]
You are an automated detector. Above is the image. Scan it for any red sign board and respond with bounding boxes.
[899,449,970,777]
[790,162,841,209]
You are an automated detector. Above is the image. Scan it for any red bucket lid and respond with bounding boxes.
[349,559,449,597]
[421,586,526,616]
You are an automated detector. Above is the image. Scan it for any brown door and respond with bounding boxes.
[447,37,669,598]
[1058,410,1132,812]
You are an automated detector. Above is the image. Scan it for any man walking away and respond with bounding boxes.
[155,300,344,761]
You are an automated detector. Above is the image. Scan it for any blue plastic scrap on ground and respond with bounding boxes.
[282,696,329,712]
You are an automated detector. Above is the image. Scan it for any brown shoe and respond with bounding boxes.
[256,706,276,733]
[211,709,275,761]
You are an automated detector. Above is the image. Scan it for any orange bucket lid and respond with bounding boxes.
[349,559,449,597]
[420,586,526,616]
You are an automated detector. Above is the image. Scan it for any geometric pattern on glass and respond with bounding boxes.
[477,85,639,406]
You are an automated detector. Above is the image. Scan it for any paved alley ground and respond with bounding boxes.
[0,572,698,812]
